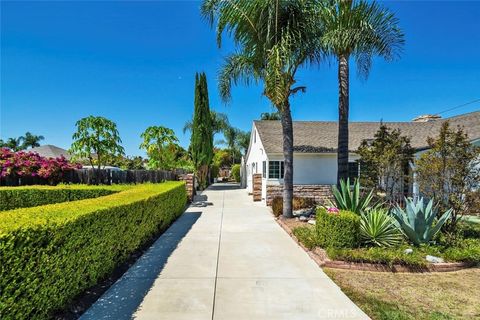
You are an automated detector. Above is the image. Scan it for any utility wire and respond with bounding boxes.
[434,98,480,116]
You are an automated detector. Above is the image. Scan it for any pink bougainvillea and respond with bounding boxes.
[327,207,340,214]
[0,147,80,182]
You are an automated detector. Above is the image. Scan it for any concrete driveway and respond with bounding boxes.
[81,183,369,320]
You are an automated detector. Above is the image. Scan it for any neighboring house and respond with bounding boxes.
[29,144,73,160]
[244,111,480,205]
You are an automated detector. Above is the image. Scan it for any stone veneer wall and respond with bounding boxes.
[266,184,333,206]
[179,173,195,201]
[252,174,262,202]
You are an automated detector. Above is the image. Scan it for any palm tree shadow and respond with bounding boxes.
[79,211,202,320]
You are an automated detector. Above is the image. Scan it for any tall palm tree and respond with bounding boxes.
[201,0,320,218]
[260,111,281,120]
[319,0,404,184]
[20,132,45,149]
[183,111,230,136]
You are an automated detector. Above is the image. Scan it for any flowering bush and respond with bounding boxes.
[0,148,80,183]
[327,207,340,214]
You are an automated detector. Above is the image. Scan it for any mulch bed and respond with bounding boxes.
[276,216,475,273]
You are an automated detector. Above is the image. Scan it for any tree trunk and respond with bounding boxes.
[337,54,350,185]
[280,100,294,218]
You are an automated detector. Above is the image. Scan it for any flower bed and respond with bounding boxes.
[278,207,480,272]
[0,182,187,319]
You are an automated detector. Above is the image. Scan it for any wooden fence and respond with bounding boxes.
[0,168,186,186]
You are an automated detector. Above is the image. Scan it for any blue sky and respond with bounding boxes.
[1,1,479,156]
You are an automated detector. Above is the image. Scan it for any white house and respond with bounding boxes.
[244,111,480,205]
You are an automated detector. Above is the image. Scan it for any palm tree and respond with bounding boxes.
[183,110,230,136]
[260,111,281,120]
[236,130,251,155]
[4,137,23,151]
[319,0,404,184]
[20,132,45,149]
[217,126,240,164]
[201,0,320,218]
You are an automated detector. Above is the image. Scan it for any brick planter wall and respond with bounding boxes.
[252,174,262,202]
[266,184,333,206]
[179,173,195,201]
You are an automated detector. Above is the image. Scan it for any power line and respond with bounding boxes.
[434,98,480,116]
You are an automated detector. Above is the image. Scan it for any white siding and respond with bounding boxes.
[245,124,268,195]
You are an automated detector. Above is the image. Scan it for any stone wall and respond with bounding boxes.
[252,174,262,202]
[179,173,195,201]
[266,184,333,206]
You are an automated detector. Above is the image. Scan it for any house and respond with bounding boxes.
[29,144,73,160]
[244,111,480,205]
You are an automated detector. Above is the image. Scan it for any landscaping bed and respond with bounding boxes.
[0,182,187,320]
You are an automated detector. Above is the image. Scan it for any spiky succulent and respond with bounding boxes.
[360,208,403,247]
[392,197,452,246]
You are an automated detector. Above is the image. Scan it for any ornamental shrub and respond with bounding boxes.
[0,185,124,211]
[0,182,187,319]
[231,164,241,182]
[0,147,80,183]
[316,207,360,248]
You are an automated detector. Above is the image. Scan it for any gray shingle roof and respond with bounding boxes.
[254,111,480,154]
[29,145,73,159]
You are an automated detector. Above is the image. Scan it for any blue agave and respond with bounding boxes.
[392,197,452,246]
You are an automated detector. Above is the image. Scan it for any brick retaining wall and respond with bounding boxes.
[266,184,333,206]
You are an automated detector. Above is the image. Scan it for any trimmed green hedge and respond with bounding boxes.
[316,208,360,248]
[0,185,128,211]
[0,182,187,319]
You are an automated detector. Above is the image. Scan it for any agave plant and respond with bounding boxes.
[328,178,374,214]
[359,209,403,247]
[392,197,452,246]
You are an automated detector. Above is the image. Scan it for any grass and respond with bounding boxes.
[324,267,480,320]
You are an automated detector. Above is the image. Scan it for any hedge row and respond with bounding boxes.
[0,182,187,319]
[0,185,128,211]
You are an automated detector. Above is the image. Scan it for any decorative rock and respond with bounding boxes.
[299,216,308,222]
[426,255,444,263]
[404,248,413,254]
[308,219,316,225]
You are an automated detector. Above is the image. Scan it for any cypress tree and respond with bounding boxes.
[190,72,214,189]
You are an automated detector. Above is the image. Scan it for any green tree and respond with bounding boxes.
[183,111,230,138]
[70,116,124,182]
[357,125,414,203]
[416,122,480,231]
[319,0,404,184]
[140,126,180,170]
[260,112,281,120]
[237,130,251,155]
[202,0,319,217]
[20,132,45,149]
[0,137,23,151]
[190,72,214,189]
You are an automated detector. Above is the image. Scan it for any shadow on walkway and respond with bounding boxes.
[206,182,240,191]
[79,212,202,320]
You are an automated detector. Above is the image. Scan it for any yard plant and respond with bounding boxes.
[359,208,403,247]
[329,178,375,214]
[0,182,187,319]
[392,197,452,246]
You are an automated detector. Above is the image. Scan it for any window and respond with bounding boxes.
[262,161,266,178]
[268,161,284,179]
[253,129,256,143]
[348,162,359,182]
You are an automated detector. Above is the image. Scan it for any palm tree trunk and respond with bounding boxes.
[280,100,294,218]
[337,54,350,185]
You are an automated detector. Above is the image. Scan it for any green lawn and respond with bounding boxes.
[325,267,480,320]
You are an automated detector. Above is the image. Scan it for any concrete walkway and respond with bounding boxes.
[81,183,369,320]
